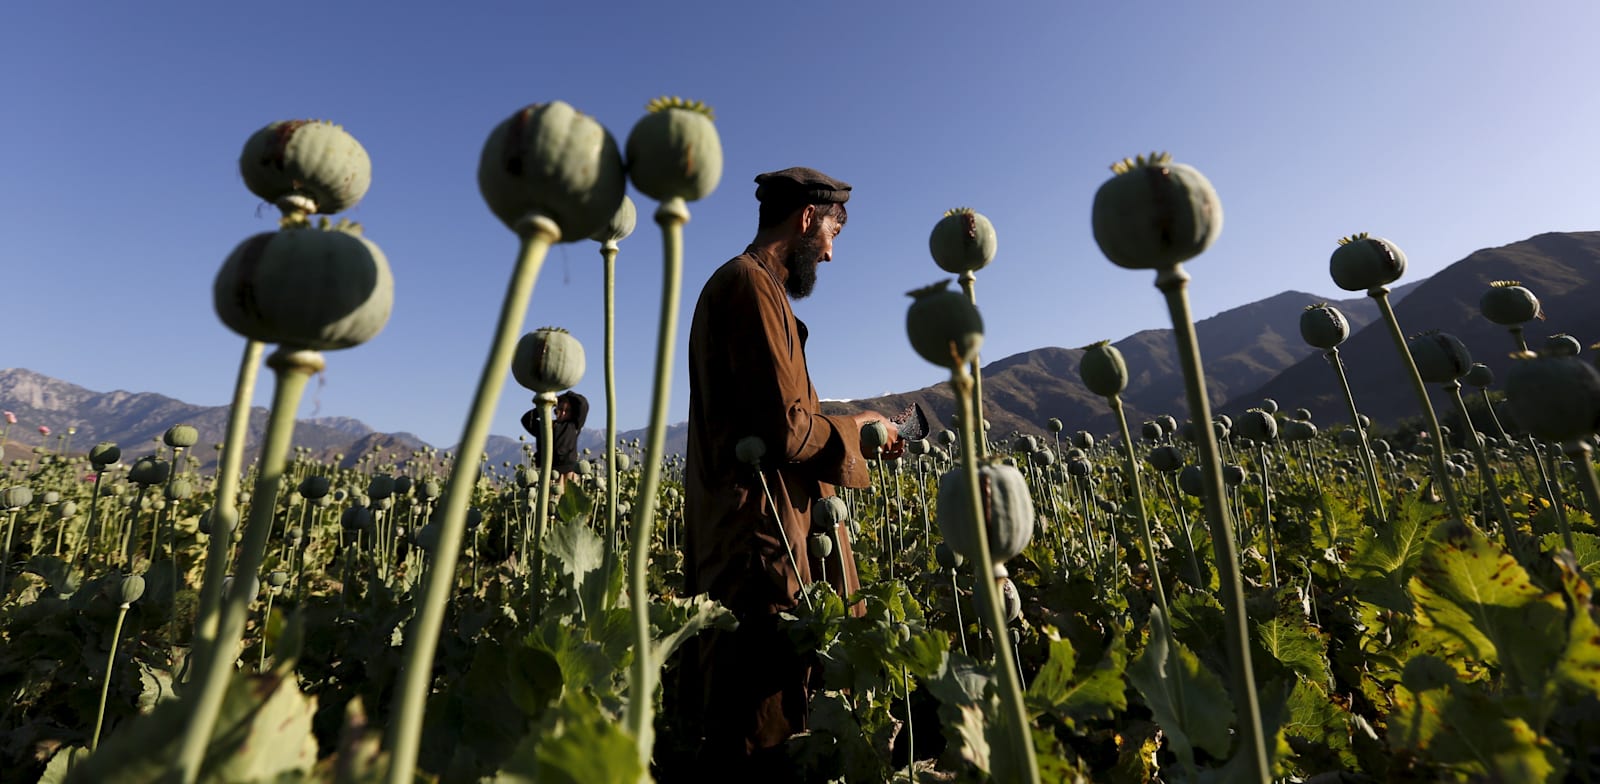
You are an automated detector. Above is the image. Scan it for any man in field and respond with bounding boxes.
[678,167,902,776]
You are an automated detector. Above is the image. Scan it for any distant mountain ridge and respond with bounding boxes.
[8,230,1595,466]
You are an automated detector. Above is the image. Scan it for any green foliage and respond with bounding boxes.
[1126,606,1235,771]
[1025,624,1128,726]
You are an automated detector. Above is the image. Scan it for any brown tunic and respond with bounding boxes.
[679,244,870,764]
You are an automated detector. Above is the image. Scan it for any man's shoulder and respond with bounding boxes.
[701,253,779,303]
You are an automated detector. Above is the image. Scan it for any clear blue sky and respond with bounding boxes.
[4,3,1596,448]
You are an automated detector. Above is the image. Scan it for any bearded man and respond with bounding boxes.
[677,167,902,776]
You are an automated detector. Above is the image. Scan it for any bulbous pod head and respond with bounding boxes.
[935,540,964,570]
[1079,340,1129,398]
[267,570,290,589]
[419,480,441,500]
[1091,152,1222,270]
[239,120,371,216]
[1067,458,1092,477]
[1236,408,1278,443]
[214,222,393,350]
[1282,420,1318,443]
[1330,233,1407,292]
[1158,414,1179,435]
[479,101,626,240]
[1480,281,1542,326]
[1505,352,1600,443]
[589,194,638,244]
[129,456,170,487]
[1178,464,1205,497]
[1222,464,1248,487]
[393,476,413,496]
[286,526,304,548]
[735,436,767,466]
[1293,407,1313,422]
[512,327,586,394]
[929,207,998,274]
[861,421,890,453]
[1141,421,1164,442]
[999,576,1022,623]
[1072,431,1094,449]
[809,532,834,558]
[625,96,723,202]
[1047,417,1064,434]
[615,453,632,472]
[2,485,33,509]
[113,574,146,605]
[165,478,194,501]
[906,280,984,369]
[55,501,77,519]
[341,505,373,532]
[367,474,395,501]
[907,438,931,456]
[1013,435,1038,454]
[1146,445,1184,473]
[1408,331,1473,383]
[1260,398,1279,414]
[1336,429,1363,448]
[813,495,850,535]
[1030,448,1055,467]
[89,442,121,468]
[163,424,199,448]
[297,475,331,500]
[1546,334,1583,357]
[1299,303,1349,350]
[936,460,1035,566]
[937,430,957,447]
[1464,363,1494,388]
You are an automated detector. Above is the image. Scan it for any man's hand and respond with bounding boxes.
[853,411,905,459]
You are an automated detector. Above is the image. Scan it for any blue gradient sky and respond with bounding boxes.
[3,3,1596,447]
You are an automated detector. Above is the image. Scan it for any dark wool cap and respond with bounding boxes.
[754,167,852,205]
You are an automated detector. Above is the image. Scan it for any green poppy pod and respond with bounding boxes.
[54,501,77,519]
[165,478,194,501]
[512,327,586,394]
[1222,464,1248,487]
[417,481,441,501]
[999,576,1022,623]
[1178,465,1204,498]
[735,436,766,466]
[1464,363,1494,388]
[1408,331,1473,383]
[40,490,60,505]
[375,496,393,511]
[1091,152,1222,270]
[214,223,394,350]
[223,575,261,602]
[1157,415,1178,435]
[1079,340,1129,398]
[1013,435,1037,454]
[1067,458,1092,477]
[1146,445,1184,473]
[298,475,330,499]
[1030,449,1055,467]
[1282,420,1318,443]
[1480,281,1542,326]
[625,97,723,203]
[1546,334,1583,357]
[1337,430,1363,448]
[1236,408,1278,443]
[813,495,850,535]
[1505,352,1600,443]
[1371,439,1391,454]
[937,430,957,447]
[809,531,834,559]
[414,524,441,554]
[1072,431,1094,450]
[860,421,891,455]
[367,474,395,501]
[479,101,627,240]
[906,280,984,369]
[1330,233,1407,292]
[929,207,998,274]
[341,505,373,532]
[1047,418,1064,434]
[1141,421,1164,442]
[615,454,632,472]
[129,456,170,487]
[935,540,964,570]
[907,438,931,456]
[589,194,637,244]
[575,460,593,477]
[2,486,33,509]
[163,424,199,449]
[936,460,1035,566]
[286,527,304,548]
[267,570,289,589]
[239,120,371,216]
[113,574,146,605]
[1293,407,1313,422]
[89,442,121,468]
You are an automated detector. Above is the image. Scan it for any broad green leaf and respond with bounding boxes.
[1351,494,1441,611]
[649,593,736,669]
[1253,616,1330,687]
[553,480,593,525]
[1391,683,1567,782]
[927,652,996,776]
[493,692,644,784]
[328,697,386,784]
[1409,523,1567,700]
[1282,679,1353,767]
[1553,551,1600,699]
[1126,606,1235,769]
[1106,720,1162,784]
[1025,626,1128,726]
[1542,531,1600,583]
[545,518,604,618]
[38,747,86,784]
[805,690,889,782]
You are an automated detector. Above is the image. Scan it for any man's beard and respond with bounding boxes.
[784,229,826,299]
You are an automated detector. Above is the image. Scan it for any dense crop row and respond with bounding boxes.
[4,104,1600,784]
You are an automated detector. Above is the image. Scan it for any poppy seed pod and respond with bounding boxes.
[54,501,77,519]
[239,120,371,216]
[1293,408,1313,422]
[163,424,199,448]
[937,430,957,447]
[936,460,1035,566]
[89,442,121,468]
[1178,465,1205,497]
[735,436,766,466]
[113,574,146,605]
[1236,408,1278,443]
[1079,340,1129,398]
[1337,430,1363,448]
[1408,331,1473,383]
[1141,421,1164,442]
[1330,233,1407,292]
[810,532,834,558]
[1073,431,1094,450]
[2,486,33,509]
[1260,398,1279,415]
[297,475,330,499]
[813,495,850,534]
[625,96,723,203]
[589,194,638,244]
[341,505,374,532]
[999,576,1022,623]
[861,421,891,453]
[1222,464,1248,487]
[1505,352,1600,443]
[906,280,985,369]
[1146,445,1184,473]
[214,222,394,350]
[393,476,413,496]
[1067,458,1092,477]
[267,570,290,589]
[165,478,194,501]
[1013,435,1037,454]
[1546,334,1583,357]
[1282,420,1318,443]
[929,207,998,274]
[1480,281,1542,326]
[935,541,964,570]
[479,101,627,240]
[1298,302,1351,351]
[367,474,395,501]
[512,327,586,393]
[1030,448,1055,467]
[908,438,931,456]
[1464,363,1494,388]
[129,456,170,487]
[1047,418,1064,434]
[1091,152,1222,270]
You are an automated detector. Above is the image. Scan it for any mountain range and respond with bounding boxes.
[4,230,1595,467]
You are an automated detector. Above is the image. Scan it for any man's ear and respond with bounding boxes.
[796,203,817,235]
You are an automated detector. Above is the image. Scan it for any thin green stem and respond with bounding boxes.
[1565,442,1600,546]
[1155,265,1269,784]
[533,392,556,614]
[957,272,987,459]
[1323,348,1386,522]
[91,603,130,752]
[625,198,688,768]
[1369,287,1466,525]
[601,241,621,594]
[385,217,560,784]
[1447,382,1515,545]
